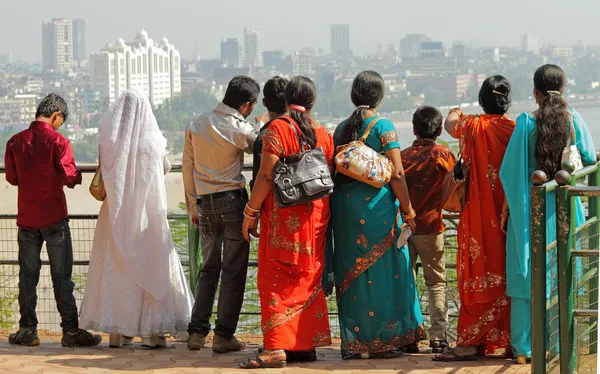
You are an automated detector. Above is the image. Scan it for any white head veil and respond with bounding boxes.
[97,90,171,300]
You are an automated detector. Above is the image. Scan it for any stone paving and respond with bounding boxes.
[0,334,532,374]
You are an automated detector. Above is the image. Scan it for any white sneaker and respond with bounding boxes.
[141,335,166,348]
[109,334,134,348]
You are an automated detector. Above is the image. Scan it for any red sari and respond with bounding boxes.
[258,117,333,351]
[454,114,515,353]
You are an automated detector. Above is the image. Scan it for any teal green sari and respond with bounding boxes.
[327,116,424,358]
[499,110,596,358]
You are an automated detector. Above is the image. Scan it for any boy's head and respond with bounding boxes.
[262,76,289,116]
[412,106,443,140]
[36,93,69,130]
[222,75,260,119]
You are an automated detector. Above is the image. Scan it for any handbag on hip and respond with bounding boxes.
[89,155,106,202]
[334,117,393,188]
[273,118,334,208]
[561,113,583,172]
[441,117,477,213]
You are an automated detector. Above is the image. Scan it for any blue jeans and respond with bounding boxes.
[17,219,78,332]
[187,189,250,338]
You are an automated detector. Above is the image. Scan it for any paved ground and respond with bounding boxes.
[0,334,531,374]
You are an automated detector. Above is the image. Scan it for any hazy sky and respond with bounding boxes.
[2,0,598,62]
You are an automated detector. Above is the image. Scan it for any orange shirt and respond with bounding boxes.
[401,139,456,235]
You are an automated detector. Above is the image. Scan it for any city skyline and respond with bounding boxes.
[1,0,599,62]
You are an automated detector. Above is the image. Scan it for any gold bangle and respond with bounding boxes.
[402,210,416,221]
[448,107,463,117]
[245,203,260,213]
[243,211,258,220]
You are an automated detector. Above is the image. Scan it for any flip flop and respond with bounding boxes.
[432,348,478,362]
[239,355,286,369]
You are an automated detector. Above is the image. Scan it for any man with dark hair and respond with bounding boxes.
[4,93,102,348]
[250,76,289,190]
[183,75,259,352]
[401,106,456,354]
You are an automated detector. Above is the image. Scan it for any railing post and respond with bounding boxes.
[556,170,576,374]
[588,162,600,355]
[187,217,200,297]
[531,171,548,374]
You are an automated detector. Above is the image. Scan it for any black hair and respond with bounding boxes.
[263,76,289,114]
[478,75,512,115]
[339,71,384,145]
[36,93,69,121]
[222,75,260,110]
[413,106,443,139]
[534,64,570,178]
[285,76,317,149]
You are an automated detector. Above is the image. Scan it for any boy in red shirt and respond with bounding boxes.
[401,106,456,353]
[5,93,101,347]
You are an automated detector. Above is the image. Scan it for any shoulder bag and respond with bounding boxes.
[441,117,477,213]
[561,113,583,172]
[334,117,393,188]
[273,118,334,208]
[89,155,106,202]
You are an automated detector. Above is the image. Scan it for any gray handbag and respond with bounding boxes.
[273,118,334,208]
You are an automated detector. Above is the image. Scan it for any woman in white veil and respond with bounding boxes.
[80,90,193,347]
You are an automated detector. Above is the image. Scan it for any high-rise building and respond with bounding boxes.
[399,34,431,58]
[73,19,87,62]
[244,28,263,69]
[330,24,350,55]
[42,18,73,71]
[292,52,312,76]
[220,38,241,68]
[521,34,539,55]
[89,29,181,106]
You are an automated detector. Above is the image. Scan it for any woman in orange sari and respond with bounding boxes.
[240,76,332,368]
[434,76,515,361]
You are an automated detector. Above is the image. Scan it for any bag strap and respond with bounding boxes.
[566,113,576,147]
[359,117,382,142]
[281,116,311,151]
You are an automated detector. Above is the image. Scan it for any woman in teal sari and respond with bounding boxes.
[326,71,424,360]
[500,64,596,364]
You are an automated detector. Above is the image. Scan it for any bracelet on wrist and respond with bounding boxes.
[245,203,260,213]
[243,211,258,220]
[402,209,417,221]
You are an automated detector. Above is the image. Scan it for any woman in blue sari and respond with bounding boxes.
[327,71,424,360]
[500,64,596,364]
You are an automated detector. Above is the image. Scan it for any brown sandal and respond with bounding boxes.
[239,351,286,369]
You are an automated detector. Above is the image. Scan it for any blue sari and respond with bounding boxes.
[499,110,596,358]
[327,116,424,358]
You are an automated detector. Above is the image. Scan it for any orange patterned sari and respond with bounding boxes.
[258,117,333,351]
[454,114,515,352]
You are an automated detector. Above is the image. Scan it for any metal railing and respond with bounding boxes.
[530,160,600,374]
[0,165,462,340]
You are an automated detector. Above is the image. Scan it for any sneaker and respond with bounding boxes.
[109,334,134,348]
[61,329,102,347]
[8,329,40,346]
[430,340,450,354]
[141,336,166,348]
[212,334,246,353]
[187,333,206,351]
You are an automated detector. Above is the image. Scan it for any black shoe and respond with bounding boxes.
[430,340,450,354]
[61,329,102,347]
[404,343,419,353]
[8,329,40,346]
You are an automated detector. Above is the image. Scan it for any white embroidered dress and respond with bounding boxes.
[80,90,193,337]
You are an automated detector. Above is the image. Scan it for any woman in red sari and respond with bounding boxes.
[240,76,332,368]
[434,76,515,361]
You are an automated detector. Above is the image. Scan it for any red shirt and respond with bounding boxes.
[401,138,456,235]
[4,121,82,228]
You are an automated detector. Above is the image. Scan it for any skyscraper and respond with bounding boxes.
[399,34,431,58]
[42,19,73,71]
[89,29,181,106]
[521,34,540,55]
[330,24,350,55]
[244,28,263,69]
[221,38,241,68]
[73,19,87,62]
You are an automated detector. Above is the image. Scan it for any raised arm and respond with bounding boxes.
[444,107,463,139]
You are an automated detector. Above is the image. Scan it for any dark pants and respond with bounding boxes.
[187,189,250,339]
[17,219,78,332]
